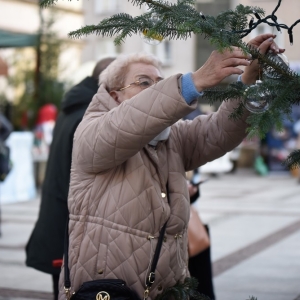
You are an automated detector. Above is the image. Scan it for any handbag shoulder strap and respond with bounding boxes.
[144,220,167,299]
[64,183,170,299]
[64,216,71,296]
[143,183,170,299]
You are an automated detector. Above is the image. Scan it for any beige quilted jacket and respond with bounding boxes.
[59,74,248,300]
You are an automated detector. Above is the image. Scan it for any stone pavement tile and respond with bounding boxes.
[214,230,300,300]
[208,214,300,261]
[0,263,52,292]
[215,291,296,300]
[0,169,299,299]
[0,288,52,300]
[0,223,35,247]
[194,169,300,300]
[199,171,299,203]
[0,249,25,265]
[1,199,39,223]
[0,197,52,296]
[0,298,40,300]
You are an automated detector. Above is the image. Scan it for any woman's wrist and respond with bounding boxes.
[241,72,258,85]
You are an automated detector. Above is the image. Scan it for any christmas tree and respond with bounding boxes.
[40,0,300,170]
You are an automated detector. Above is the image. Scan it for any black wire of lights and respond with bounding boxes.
[200,0,299,45]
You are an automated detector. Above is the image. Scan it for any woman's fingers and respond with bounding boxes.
[257,37,278,54]
[248,34,285,54]
[193,44,266,90]
[223,57,251,68]
[222,47,252,60]
[223,67,245,76]
[248,34,276,47]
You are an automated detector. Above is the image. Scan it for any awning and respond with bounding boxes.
[0,29,38,48]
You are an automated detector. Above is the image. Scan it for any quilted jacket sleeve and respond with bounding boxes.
[172,99,249,171]
[73,75,197,173]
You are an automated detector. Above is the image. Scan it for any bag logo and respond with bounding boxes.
[96,291,110,300]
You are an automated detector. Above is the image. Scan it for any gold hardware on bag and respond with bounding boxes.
[64,287,71,300]
[147,235,154,240]
[96,291,110,300]
[174,234,182,239]
[161,192,166,198]
[148,272,155,284]
[144,287,150,300]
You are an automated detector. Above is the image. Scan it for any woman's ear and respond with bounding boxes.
[109,91,120,104]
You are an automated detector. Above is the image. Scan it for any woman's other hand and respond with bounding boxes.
[242,33,285,85]
[188,182,199,198]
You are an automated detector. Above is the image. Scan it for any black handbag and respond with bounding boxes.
[63,186,170,300]
[67,279,140,300]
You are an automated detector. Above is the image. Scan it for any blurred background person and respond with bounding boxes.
[0,112,13,143]
[32,104,58,189]
[264,104,300,173]
[187,177,215,300]
[293,116,300,183]
[25,57,115,300]
[184,108,215,299]
[0,112,13,236]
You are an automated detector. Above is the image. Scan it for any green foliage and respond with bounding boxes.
[283,149,300,169]
[40,0,300,168]
[10,12,65,129]
[204,66,299,137]
[155,277,211,300]
[40,0,58,8]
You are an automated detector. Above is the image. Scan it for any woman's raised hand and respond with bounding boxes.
[192,47,252,91]
[242,33,285,85]
[191,33,285,91]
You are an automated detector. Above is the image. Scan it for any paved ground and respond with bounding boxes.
[0,168,299,300]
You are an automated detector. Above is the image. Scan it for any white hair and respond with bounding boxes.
[99,52,162,91]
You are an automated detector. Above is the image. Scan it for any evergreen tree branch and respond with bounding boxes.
[40,0,57,8]
[283,150,300,169]
[154,277,211,300]
[40,0,300,168]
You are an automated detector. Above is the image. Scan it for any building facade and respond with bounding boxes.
[0,0,84,101]
[1,1,299,98]
[81,0,196,78]
[80,0,300,81]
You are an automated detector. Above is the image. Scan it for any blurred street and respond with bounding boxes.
[0,168,300,300]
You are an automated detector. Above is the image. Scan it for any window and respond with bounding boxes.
[95,39,120,60]
[143,40,172,66]
[94,0,121,14]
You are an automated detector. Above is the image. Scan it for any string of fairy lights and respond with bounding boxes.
[199,0,300,45]
[41,0,300,46]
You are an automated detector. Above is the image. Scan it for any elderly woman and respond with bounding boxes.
[59,34,282,300]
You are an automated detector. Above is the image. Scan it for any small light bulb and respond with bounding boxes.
[140,29,163,45]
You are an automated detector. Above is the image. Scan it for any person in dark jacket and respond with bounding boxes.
[0,112,13,142]
[184,107,215,300]
[188,182,215,300]
[0,112,13,235]
[25,57,115,300]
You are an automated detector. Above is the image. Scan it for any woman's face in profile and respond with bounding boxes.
[110,62,163,104]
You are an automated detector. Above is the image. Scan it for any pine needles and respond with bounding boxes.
[283,150,300,169]
[154,277,211,300]
[40,0,58,8]
[40,0,300,170]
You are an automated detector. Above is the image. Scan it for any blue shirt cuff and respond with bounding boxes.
[237,74,246,85]
[181,73,204,105]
